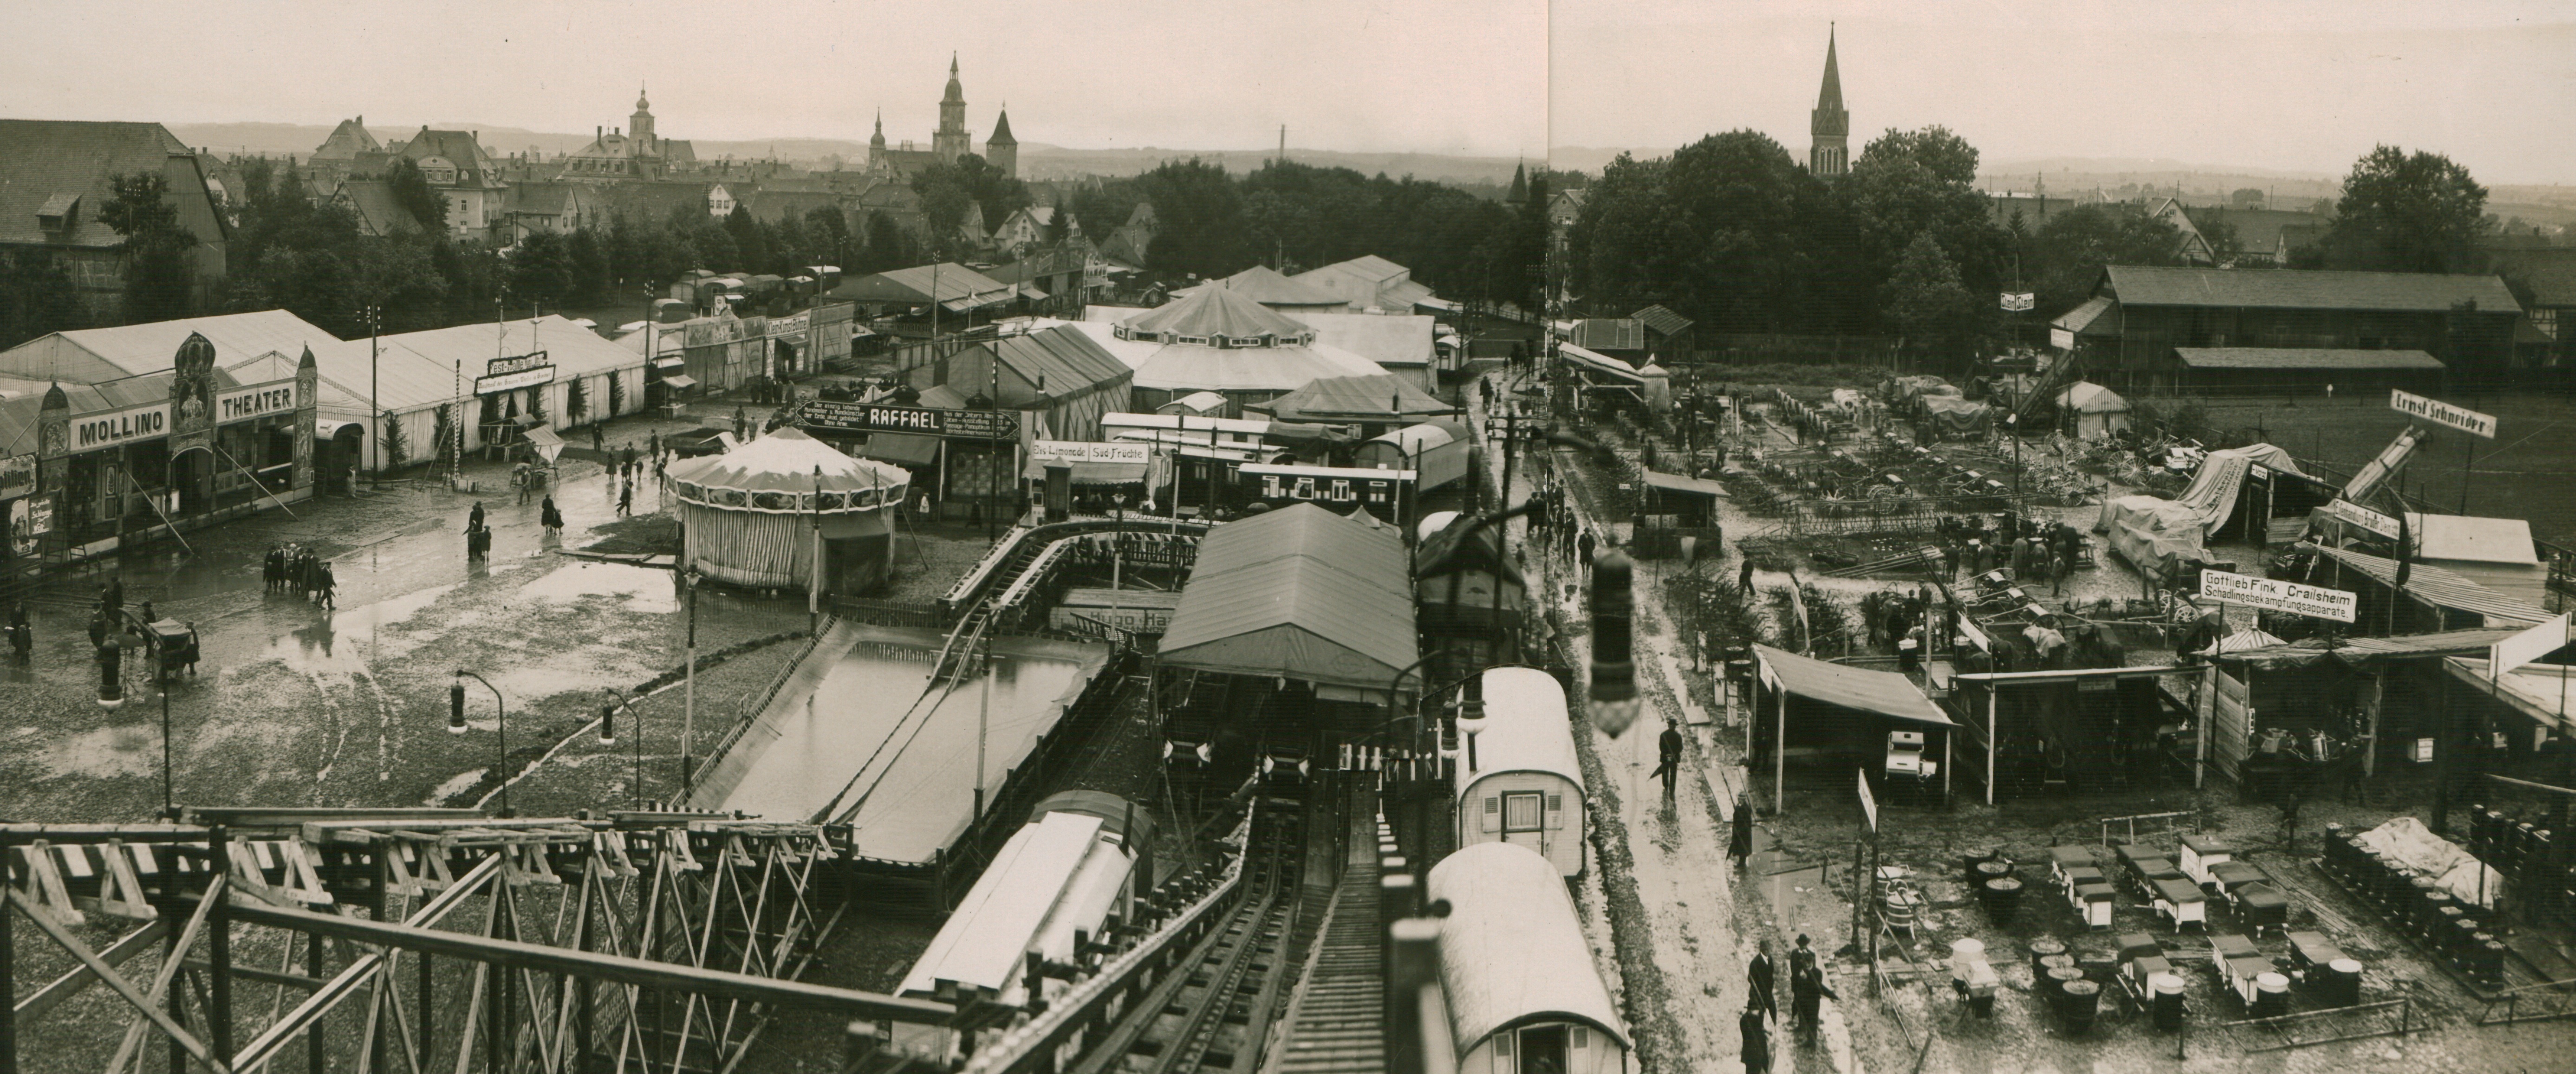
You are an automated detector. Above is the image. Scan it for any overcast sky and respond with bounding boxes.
[3,0,1548,158]
[4,1,2566,183]
[1555,0,2574,185]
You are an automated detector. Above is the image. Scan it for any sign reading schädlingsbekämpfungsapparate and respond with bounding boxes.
[2389,389,2496,439]
[474,352,556,395]
[2199,568,2357,622]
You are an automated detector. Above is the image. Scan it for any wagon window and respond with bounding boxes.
[1503,792,1543,832]
[1481,796,1499,833]
[1573,1027,1588,1048]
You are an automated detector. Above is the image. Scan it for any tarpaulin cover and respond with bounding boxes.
[1919,395,1993,435]
[1753,644,1952,725]
[2096,494,2210,573]
[2353,816,2504,912]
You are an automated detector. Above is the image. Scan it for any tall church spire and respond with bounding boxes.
[1808,24,1850,177]
[935,55,970,162]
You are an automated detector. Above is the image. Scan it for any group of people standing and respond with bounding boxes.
[1741,935,1840,1072]
[1939,513,2087,595]
[263,543,336,608]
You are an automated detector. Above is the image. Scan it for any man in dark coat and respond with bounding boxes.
[1747,939,1778,1022]
[1740,1005,1771,1074]
[316,562,337,610]
[1791,962,1839,1042]
[468,501,486,531]
[1730,796,1756,867]
[1656,722,1685,799]
[1739,557,1756,594]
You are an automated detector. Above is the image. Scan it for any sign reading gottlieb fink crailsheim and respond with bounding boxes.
[793,399,1017,440]
[2389,388,2497,439]
[2199,567,2358,623]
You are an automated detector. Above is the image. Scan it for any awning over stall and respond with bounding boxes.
[2213,626,2538,672]
[1753,644,1951,725]
[1641,471,1729,498]
[2444,657,2576,735]
[1158,503,1417,696]
[2309,544,2551,626]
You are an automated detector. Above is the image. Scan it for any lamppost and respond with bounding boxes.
[357,304,382,484]
[599,686,638,808]
[681,563,702,799]
[449,669,513,816]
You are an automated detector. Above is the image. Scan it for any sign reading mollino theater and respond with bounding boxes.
[474,352,556,395]
[74,403,170,452]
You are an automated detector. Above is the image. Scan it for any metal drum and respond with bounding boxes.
[2060,978,2102,1032]
[2318,958,2362,1007]
[2046,965,2087,1010]
[1982,876,2025,925]
[2150,972,2187,1030]
[2028,938,2068,979]
[2252,972,2290,1018]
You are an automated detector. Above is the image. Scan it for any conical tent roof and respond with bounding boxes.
[666,427,907,495]
[1263,373,1456,422]
[1123,285,1314,341]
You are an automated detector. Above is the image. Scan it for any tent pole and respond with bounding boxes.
[1776,679,1788,815]
[1985,687,1998,807]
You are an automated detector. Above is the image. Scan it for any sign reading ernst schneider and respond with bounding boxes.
[474,352,556,395]
[2199,568,2358,622]
[794,400,1018,440]
[2390,389,2497,440]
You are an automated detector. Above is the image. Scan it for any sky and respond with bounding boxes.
[4,1,2566,183]
[0,0,1549,158]
[1553,0,2575,186]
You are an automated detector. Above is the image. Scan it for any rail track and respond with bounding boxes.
[1067,802,1306,1074]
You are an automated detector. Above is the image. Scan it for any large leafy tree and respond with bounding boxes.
[2309,145,2490,273]
[1843,126,2010,346]
[1135,158,1247,278]
[99,172,198,322]
[911,154,1028,255]
[2027,202,2186,319]
[0,251,84,349]
[1883,233,1979,362]
[385,158,445,232]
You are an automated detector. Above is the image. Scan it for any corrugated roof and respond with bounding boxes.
[1159,503,1416,691]
[1184,265,1347,308]
[2104,265,2520,313]
[986,326,1133,395]
[2214,627,2535,671]
[832,262,1020,309]
[1754,644,1952,725]
[1641,471,1729,497]
[2174,348,2445,370]
[1630,304,1694,337]
[1123,287,1315,341]
[2444,658,2576,733]
[1427,843,1632,1055]
[0,310,338,383]
[2052,295,2117,335]
[1261,374,1456,422]
[2309,543,2551,625]
[1570,318,1646,351]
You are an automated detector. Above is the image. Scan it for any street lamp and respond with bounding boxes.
[600,686,641,808]
[450,669,513,816]
[681,563,702,799]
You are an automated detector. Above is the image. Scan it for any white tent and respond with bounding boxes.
[2055,382,2133,439]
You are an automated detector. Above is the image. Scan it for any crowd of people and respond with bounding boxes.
[1935,511,2089,595]
[264,542,337,608]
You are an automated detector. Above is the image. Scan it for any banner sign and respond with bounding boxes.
[475,352,556,395]
[768,312,809,343]
[2001,292,2036,312]
[216,382,299,424]
[683,318,755,349]
[2390,389,2497,439]
[1239,462,1412,509]
[2050,327,2076,350]
[2317,498,2400,540]
[1032,440,1152,465]
[2487,612,2571,680]
[794,400,1017,440]
[72,403,170,453]
[10,495,48,556]
[2199,567,2357,622]
[0,453,31,500]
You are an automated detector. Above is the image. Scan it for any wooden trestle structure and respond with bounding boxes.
[1,808,953,1074]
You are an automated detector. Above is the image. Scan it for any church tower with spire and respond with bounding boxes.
[933,54,971,162]
[630,86,656,149]
[1808,26,1849,177]
[985,105,1017,179]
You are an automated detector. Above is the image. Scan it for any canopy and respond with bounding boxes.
[2215,627,2536,672]
[1919,395,1993,435]
[2172,443,2301,535]
[1427,844,1632,1056]
[523,425,566,464]
[858,433,941,468]
[1753,644,1951,725]
[2446,657,2576,735]
[2056,382,2128,414]
[1640,471,1729,498]
[1261,374,1456,423]
[1158,503,1416,695]
[664,427,910,506]
[2308,543,2551,626]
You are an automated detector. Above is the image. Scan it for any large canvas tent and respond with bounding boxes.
[1158,503,1416,700]
[2054,382,2132,439]
[664,427,910,593]
[2097,443,2308,572]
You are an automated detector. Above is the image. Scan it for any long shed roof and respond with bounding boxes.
[1158,503,1415,692]
[2103,265,2519,313]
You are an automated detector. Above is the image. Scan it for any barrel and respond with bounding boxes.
[2322,823,2348,872]
[2471,940,2507,987]
[1975,859,2014,883]
[2028,938,2068,979]
[2150,972,2186,1030]
[1963,848,1998,882]
[2046,965,2087,1010]
[2060,978,2102,1031]
[2319,958,2362,1007]
[2252,972,2290,1017]
[2418,889,2452,935]
[1982,876,2025,925]
[2449,915,2480,960]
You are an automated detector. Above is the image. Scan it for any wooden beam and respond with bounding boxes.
[11,920,169,1019]
[227,855,504,1072]
[3,889,230,1074]
[213,899,956,1025]
[2485,772,2576,797]
[178,961,328,992]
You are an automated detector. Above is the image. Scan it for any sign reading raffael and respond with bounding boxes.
[2389,389,2496,439]
[2199,568,2357,622]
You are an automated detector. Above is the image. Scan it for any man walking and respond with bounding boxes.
[1739,556,1755,594]
[1748,939,1779,1022]
[1791,962,1838,1043]
[618,479,635,518]
[316,562,337,610]
[1730,795,1756,868]
[1739,1004,1771,1074]
[1656,721,1685,800]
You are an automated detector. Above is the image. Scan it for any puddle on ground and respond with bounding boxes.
[33,724,163,779]
[262,582,460,671]
[515,562,678,614]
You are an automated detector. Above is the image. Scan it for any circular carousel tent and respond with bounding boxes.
[664,427,911,593]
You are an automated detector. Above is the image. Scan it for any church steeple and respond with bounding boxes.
[630,84,656,148]
[1505,162,1529,206]
[934,54,970,162]
[1808,25,1850,177]
[986,104,1017,180]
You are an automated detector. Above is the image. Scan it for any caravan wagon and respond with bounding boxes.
[1429,842,1633,1073]
[1456,665,1587,878]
